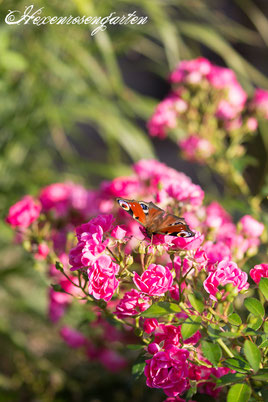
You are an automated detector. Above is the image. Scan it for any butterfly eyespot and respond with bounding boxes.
[178,231,187,238]
[139,202,149,213]
[119,201,130,211]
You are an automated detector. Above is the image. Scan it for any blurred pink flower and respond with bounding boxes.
[179,135,214,163]
[101,177,140,198]
[34,243,49,260]
[239,215,264,237]
[60,326,87,348]
[246,117,258,131]
[133,264,173,296]
[170,57,211,84]
[6,196,41,228]
[205,202,232,229]
[39,183,71,216]
[98,349,127,372]
[250,264,268,284]
[147,94,180,138]
[251,88,268,118]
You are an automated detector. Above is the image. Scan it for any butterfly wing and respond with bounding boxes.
[116,198,194,238]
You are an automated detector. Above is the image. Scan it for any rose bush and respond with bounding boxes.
[6,60,268,401]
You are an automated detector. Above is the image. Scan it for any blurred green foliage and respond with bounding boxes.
[0,0,267,400]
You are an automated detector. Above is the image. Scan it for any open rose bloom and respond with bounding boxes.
[5,61,268,402]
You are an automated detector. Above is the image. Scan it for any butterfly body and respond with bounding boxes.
[116,198,195,238]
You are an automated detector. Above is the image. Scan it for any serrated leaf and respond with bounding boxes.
[244,297,265,317]
[216,373,246,387]
[259,278,268,300]
[228,313,242,326]
[227,383,251,402]
[181,315,201,340]
[244,340,261,373]
[224,357,251,373]
[141,302,181,318]
[201,341,222,366]
[208,324,221,338]
[188,294,204,313]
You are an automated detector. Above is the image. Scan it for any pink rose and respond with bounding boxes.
[143,318,159,334]
[239,215,264,238]
[133,264,173,296]
[204,260,249,300]
[111,225,127,240]
[144,345,189,397]
[172,232,204,251]
[250,264,268,284]
[115,289,150,318]
[87,255,119,302]
[69,223,110,271]
[60,326,87,348]
[203,241,231,270]
[6,196,41,228]
[165,181,204,207]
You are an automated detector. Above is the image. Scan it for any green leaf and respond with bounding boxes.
[216,373,246,387]
[227,384,251,402]
[181,315,202,340]
[247,314,263,330]
[244,340,261,373]
[188,294,204,313]
[264,322,268,333]
[127,344,145,350]
[259,278,268,300]
[224,357,251,373]
[132,355,146,380]
[244,297,265,317]
[259,339,268,348]
[228,313,242,326]
[252,373,268,381]
[208,324,221,339]
[141,302,181,318]
[201,341,222,366]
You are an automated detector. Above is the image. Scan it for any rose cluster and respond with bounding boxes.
[6,158,268,400]
[148,57,268,164]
